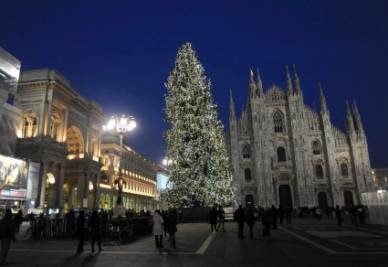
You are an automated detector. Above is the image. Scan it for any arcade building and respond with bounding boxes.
[0,47,157,213]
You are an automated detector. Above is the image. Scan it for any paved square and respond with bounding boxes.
[5,220,388,266]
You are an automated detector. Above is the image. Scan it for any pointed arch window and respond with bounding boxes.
[242,145,250,159]
[315,164,324,179]
[312,140,322,155]
[341,163,349,177]
[277,147,286,162]
[273,110,285,133]
[244,168,252,182]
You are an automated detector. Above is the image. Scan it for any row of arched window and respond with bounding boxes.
[242,140,323,160]
[314,162,349,179]
[244,162,349,182]
[243,145,287,162]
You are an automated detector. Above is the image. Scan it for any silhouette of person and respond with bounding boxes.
[76,210,86,253]
[278,205,284,225]
[270,205,278,229]
[89,210,102,253]
[208,206,218,232]
[335,205,343,227]
[216,206,225,232]
[234,205,245,239]
[167,208,178,249]
[262,209,272,241]
[0,209,16,265]
[245,204,255,239]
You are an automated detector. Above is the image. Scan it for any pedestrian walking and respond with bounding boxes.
[0,209,16,265]
[234,205,245,239]
[270,205,278,229]
[262,209,272,241]
[216,206,225,232]
[278,205,284,225]
[161,210,168,238]
[335,205,343,227]
[246,205,255,239]
[285,207,292,224]
[89,211,102,253]
[14,210,23,233]
[76,210,86,254]
[153,210,164,248]
[167,208,178,249]
[208,206,218,232]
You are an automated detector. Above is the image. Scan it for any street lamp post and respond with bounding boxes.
[103,115,136,207]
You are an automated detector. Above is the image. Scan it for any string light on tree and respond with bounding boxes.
[164,42,233,207]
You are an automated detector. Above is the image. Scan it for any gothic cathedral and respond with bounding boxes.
[228,67,374,209]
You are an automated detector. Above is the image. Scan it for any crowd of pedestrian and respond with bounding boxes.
[233,204,291,241]
[153,208,178,249]
[230,203,368,242]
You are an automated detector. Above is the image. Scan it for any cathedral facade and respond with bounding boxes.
[228,67,374,209]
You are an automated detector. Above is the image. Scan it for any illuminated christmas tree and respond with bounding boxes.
[164,42,233,207]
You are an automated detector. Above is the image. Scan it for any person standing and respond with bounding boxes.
[153,210,164,248]
[167,208,178,249]
[335,205,343,227]
[208,206,218,232]
[0,209,16,265]
[285,207,292,224]
[234,205,245,239]
[14,210,23,233]
[278,205,284,225]
[270,205,278,229]
[216,206,225,232]
[76,210,86,254]
[262,209,272,241]
[245,205,255,239]
[89,211,102,253]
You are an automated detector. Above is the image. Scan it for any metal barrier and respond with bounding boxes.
[26,216,152,243]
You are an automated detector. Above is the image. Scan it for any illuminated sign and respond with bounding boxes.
[0,154,28,200]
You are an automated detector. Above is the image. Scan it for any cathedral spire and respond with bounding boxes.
[285,65,293,95]
[319,83,328,114]
[249,68,257,97]
[346,100,355,135]
[256,68,264,97]
[352,101,364,134]
[229,89,236,120]
[293,64,302,94]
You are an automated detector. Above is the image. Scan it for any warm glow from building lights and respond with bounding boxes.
[99,183,112,189]
[46,173,56,185]
[88,181,94,191]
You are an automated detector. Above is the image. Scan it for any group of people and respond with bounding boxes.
[234,204,291,240]
[208,205,226,232]
[75,210,103,254]
[334,204,367,227]
[152,208,178,249]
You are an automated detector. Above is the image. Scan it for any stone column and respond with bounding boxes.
[38,162,47,208]
[56,162,65,209]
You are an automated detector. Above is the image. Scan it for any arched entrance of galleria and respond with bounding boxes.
[279,185,292,208]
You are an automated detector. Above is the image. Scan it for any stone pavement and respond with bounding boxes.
[5,220,388,266]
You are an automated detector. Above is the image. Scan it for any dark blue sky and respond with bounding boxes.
[1,0,387,166]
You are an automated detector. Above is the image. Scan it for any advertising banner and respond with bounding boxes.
[0,154,28,200]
